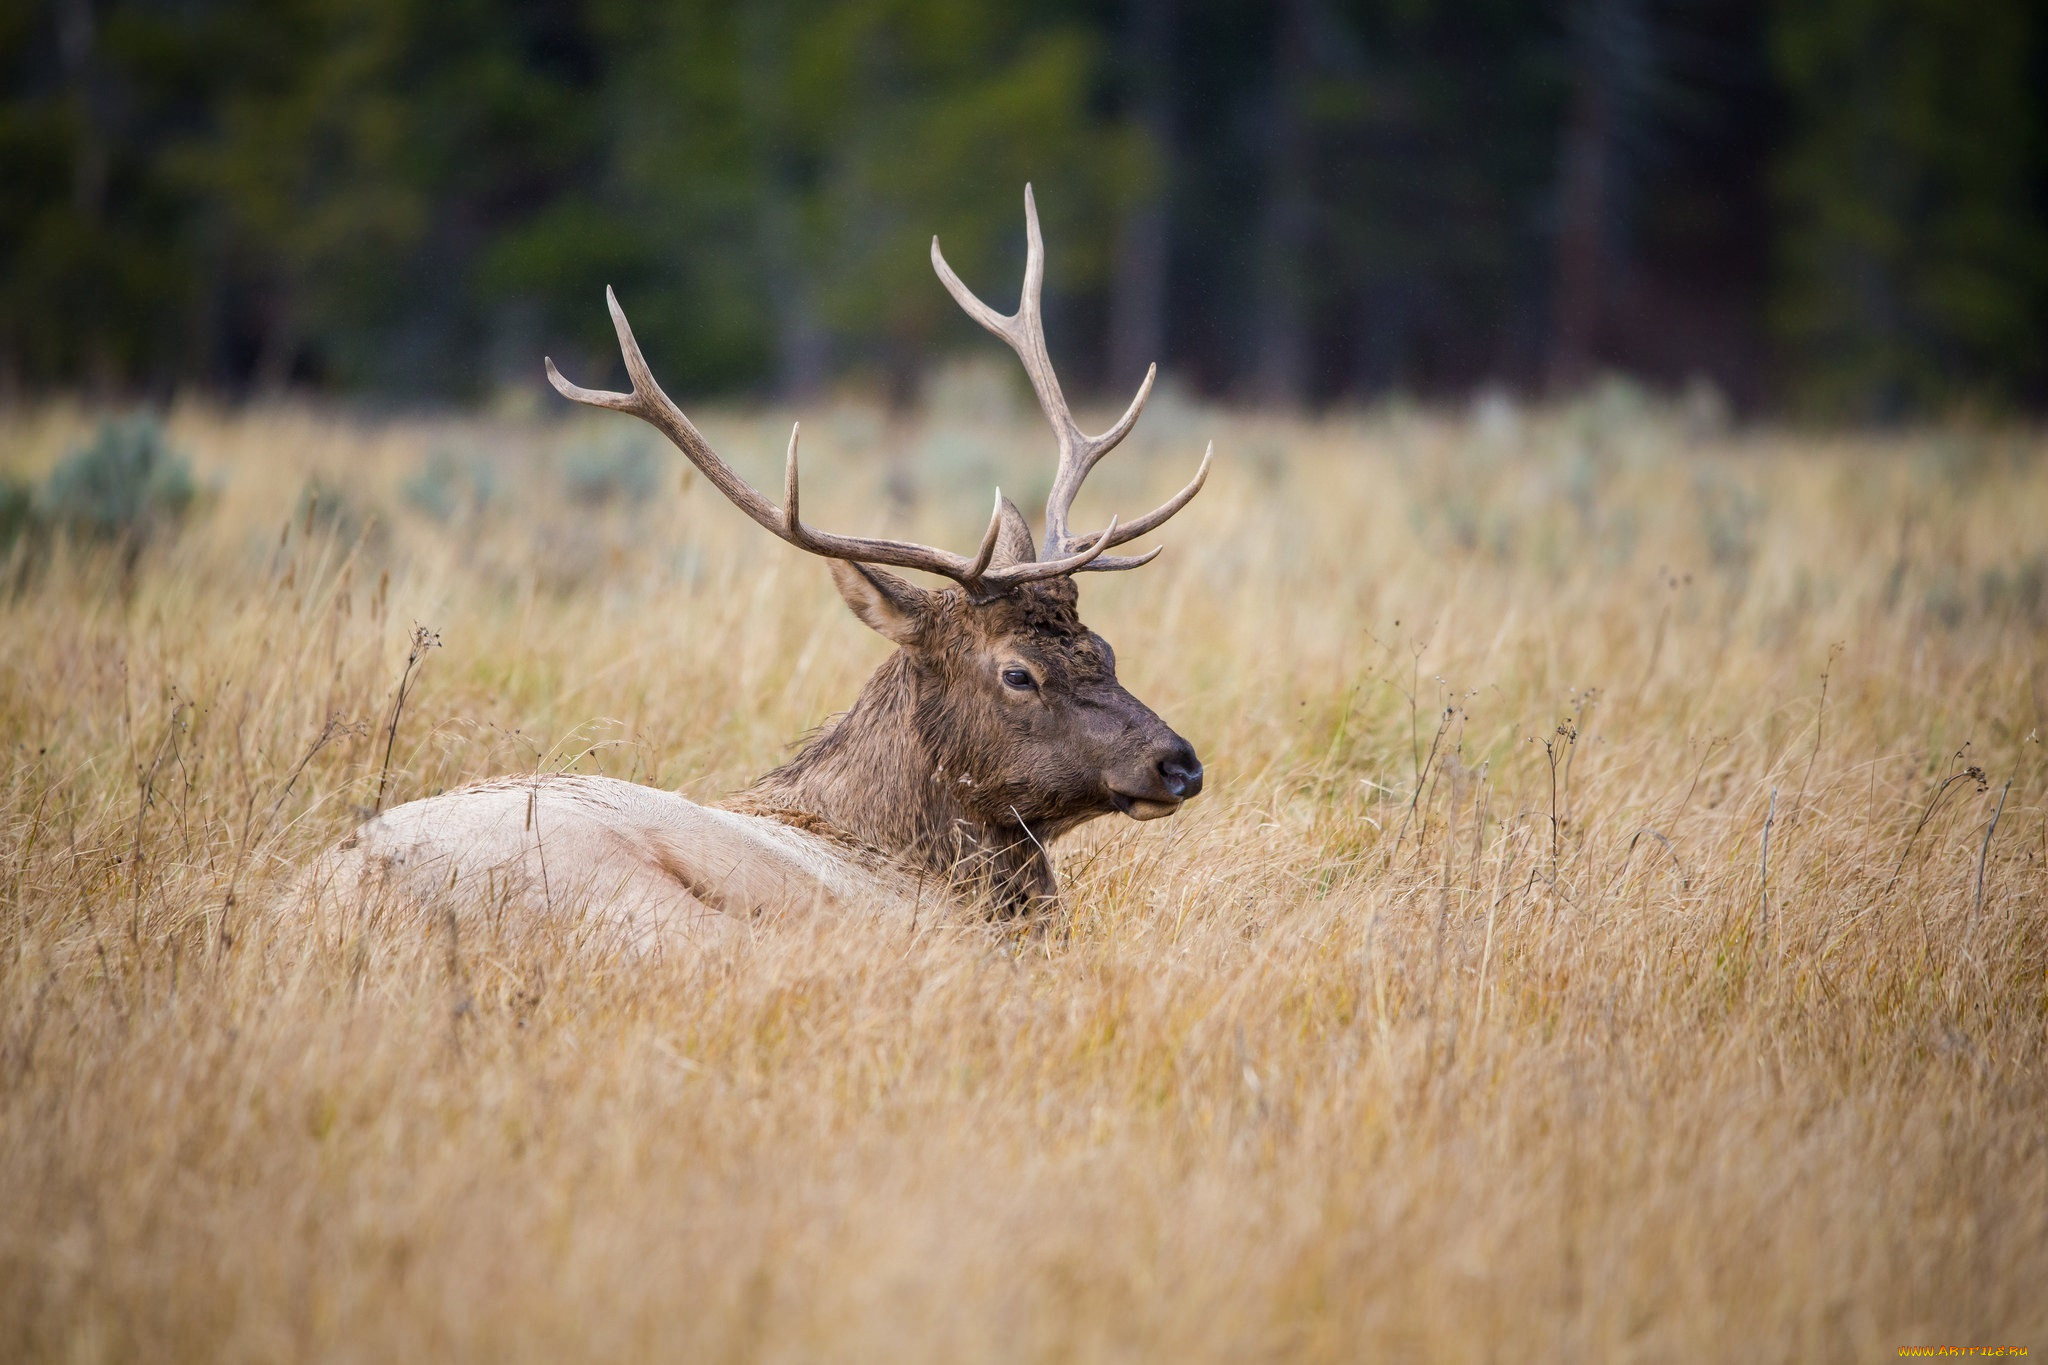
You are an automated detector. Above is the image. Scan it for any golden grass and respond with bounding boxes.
[2,393,2044,1361]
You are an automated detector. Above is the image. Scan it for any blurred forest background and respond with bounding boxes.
[2,0,2044,418]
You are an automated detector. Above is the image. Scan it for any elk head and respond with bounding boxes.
[826,509,1202,835]
[545,185,1209,875]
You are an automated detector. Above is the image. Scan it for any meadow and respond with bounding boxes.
[1,386,2043,1361]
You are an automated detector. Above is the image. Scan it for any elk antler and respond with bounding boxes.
[931,184,1210,566]
[546,288,1118,591]
[546,187,1206,591]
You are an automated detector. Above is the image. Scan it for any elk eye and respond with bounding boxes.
[1001,666,1037,691]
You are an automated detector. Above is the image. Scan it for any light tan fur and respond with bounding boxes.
[294,775,931,954]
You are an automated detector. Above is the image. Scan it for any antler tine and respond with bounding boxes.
[965,490,1005,582]
[930,235,1011,340]
[1066,442,1212,556]
[543,356,636,413]
[931,190,1081,454]
[981,516,1122,588]
[1043,362,1160,553]
[1087,362,1156,464]
[548,287,790,541]
[781,422,802,535]
[1021,182,1047,322]
[1077,545,1165,573]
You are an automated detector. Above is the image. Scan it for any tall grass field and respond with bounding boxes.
[2,392,2044,1360]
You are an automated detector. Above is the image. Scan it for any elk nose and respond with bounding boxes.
[1157,742,1204,800]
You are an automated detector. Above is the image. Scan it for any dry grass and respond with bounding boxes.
[2,392,2044,1362]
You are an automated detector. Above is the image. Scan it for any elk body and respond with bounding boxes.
[297,189,1209,949]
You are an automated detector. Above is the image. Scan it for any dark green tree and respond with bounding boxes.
[547,0,1139,403]
[1772,0,2047,416]
[4,0,2044,415]
[0,0,206,391]
[171,0,602,392]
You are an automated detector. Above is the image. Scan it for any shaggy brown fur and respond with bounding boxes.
[732,560,1199,917]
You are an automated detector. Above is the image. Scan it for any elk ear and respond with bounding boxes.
[829,560,931,645]
[989,494,1037,568]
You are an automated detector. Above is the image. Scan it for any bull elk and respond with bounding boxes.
[298,188,1211,947]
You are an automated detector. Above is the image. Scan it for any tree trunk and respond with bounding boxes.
[1549,0,1651,394]
[1353,276,1413,399]
[1253,0,1315,407]
[740,3,827,401]
[1550,60,1609,391]
[757,182,828,400]
[1110,0,1176,389]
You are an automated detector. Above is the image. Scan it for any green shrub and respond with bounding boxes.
[402,449,497,523]
[39,417,197,543]
[0,477,33,552]
[560,431,659,507]
[296,476,384,549]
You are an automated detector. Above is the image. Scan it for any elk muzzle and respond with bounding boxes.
[1108,732,1204,821]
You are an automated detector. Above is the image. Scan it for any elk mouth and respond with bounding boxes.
[1109,791,1184,821]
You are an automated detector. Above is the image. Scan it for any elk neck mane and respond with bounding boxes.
[728,605,1073,917]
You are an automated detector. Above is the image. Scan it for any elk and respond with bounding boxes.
[298,188,1210,949]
